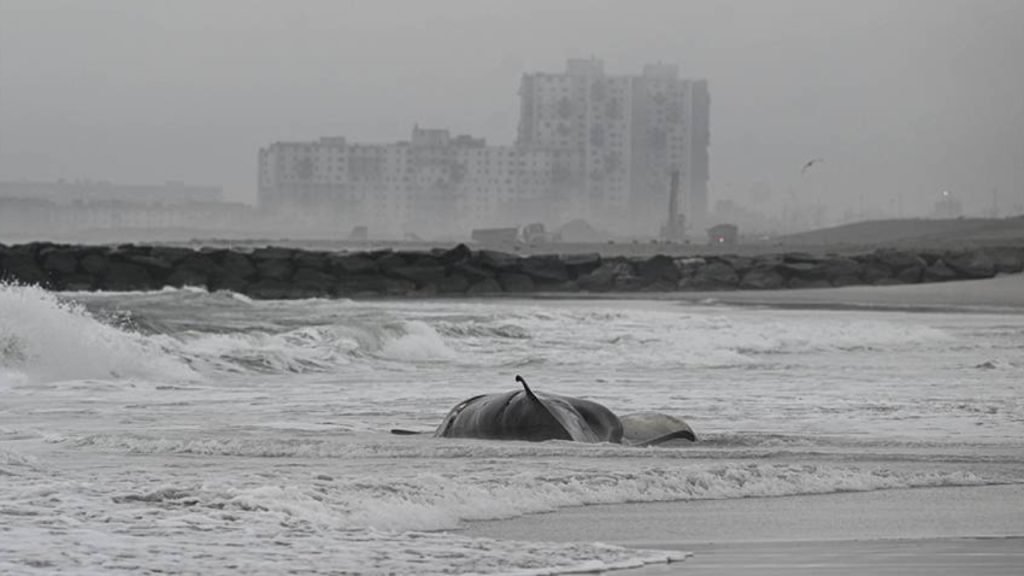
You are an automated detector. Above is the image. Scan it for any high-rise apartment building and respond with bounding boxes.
[517,58,709,230]
[259,58,709,236]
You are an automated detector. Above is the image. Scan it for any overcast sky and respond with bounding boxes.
[1,0,1022,218]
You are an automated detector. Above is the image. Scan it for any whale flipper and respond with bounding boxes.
[619,412,696,446]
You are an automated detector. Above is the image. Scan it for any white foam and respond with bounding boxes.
[0,283,196,384]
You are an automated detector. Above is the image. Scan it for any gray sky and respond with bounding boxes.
[2,0,1022,218]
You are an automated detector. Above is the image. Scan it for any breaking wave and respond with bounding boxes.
[0,284,458,384]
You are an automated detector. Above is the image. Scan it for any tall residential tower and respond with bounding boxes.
[517,58,709,231]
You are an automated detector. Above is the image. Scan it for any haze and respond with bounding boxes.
[1,0,1022,235]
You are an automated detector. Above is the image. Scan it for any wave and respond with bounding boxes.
[0,283,197,384]
[0,284,459,384]
[98,460,1001,534]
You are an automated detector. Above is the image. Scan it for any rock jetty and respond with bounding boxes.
[1,242,1022,299]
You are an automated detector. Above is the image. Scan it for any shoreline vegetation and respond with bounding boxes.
[2,241,1023,299]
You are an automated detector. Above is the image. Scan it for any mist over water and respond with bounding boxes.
[2,283,1023,573]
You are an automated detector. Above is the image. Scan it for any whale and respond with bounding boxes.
[392,375,695,446]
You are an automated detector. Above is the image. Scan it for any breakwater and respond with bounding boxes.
[1,242,1022,298]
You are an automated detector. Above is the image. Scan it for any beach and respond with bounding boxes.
[464,485,1024,575]
[2,273,1022,574]
[680,271,1024,310]
[462,273,1024,575]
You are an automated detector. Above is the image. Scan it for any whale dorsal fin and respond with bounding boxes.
[514,375,597,442]
[516,374,540,402]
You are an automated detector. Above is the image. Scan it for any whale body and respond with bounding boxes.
[401,376,696,446]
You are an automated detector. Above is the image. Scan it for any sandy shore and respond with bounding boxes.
[462,484,1024,574]
[675,272,1024,311]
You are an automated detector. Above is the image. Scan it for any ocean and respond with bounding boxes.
[2,283,1023,574]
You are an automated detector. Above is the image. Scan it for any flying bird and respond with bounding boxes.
[801,158,824,175]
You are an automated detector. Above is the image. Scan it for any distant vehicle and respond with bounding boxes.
[471,227,519,245]
[520,222,560,244]
[471,223,560,246]
[707,224,738,245]
[348,225,368,240]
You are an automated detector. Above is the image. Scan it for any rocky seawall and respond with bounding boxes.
[1,242,1023,299]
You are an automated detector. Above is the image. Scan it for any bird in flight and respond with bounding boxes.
[801,158,824,174]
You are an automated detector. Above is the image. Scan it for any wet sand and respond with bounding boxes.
[462,484,1024,575]
[677,272,1024,311]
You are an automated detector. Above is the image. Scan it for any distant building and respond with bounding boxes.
[258,127,554,236]
[0,179,223,205]
[258,58,710,237]
[517,58,710,232]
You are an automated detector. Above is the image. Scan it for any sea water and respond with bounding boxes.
[2,283,1022,574]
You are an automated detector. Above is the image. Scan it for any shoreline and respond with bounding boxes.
[461,484,1024,575]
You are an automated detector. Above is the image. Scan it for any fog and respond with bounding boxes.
[1,0,1022,241]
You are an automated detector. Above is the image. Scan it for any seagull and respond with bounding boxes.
[801,158,824,175]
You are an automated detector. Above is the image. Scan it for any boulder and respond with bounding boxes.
[782,252,821,264]
[466,278,503,295]
[681,261,739,289]
[219,251,257,279]
[437,273,470,294]
[895,265,923,284]
[613,274,651,291]
[40,249,79,276]
[860,262,892,285]
[1,252,47,285]
[559,253,602,277]
[292,267,336,296]
[251,247,295,261]
[61,275,96,291]
[166,253,223,288]
[716,255,754,275]
[635,255,680,282]
[438,243,472,266]
[385,264,447,287]
[475,250,519,271]
[245,279,300,299]
[80,253,111,276]
[675,257,707,280]
[872,249,926,272]
[740,267,786,290]
[165,267,209,288]
[123,254,176,277]
[375,252,409,274]
[786,276,832,289]
[335,276,414,297]
[330,253,378,275]
[450,262,494,283]
[498,272,534,293]
[577,260,633,292]
[922,260,958,282]
[820,257,863,285]
[102,262,153,291]
[986,247,1024,274]
[519,255,569,283]
[944,250,996,279]
[149,246,194,265]
[254,256,293,282]
[210,274,249,294]
[293,250,328,271]
[778,261,826,280]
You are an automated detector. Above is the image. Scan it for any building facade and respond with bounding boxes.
[517,58,710,232]
[258,59,709,237]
